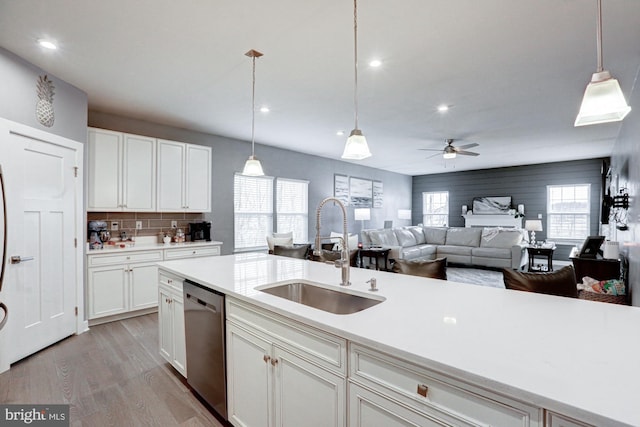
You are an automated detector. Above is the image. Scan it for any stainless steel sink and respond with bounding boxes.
[257,280,384,315]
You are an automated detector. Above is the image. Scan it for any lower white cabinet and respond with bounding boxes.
[158,271,186,377]
[226,299,347,427]
[87,252,162,321]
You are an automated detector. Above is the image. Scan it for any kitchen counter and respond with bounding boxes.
[87,240,223,253]
[158,253,640,427]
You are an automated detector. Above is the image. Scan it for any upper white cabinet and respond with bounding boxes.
[157,139,211,212]
[88,128,156,211]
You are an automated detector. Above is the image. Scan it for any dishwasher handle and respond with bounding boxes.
[186,293,219,314]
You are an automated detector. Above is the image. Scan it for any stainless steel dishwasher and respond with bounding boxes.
[183,280,227,422]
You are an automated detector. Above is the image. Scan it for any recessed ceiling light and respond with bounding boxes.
[369,59,382,68]
[259,106,270,113]
[37,39,57,50]
[336,130,345,136]
[437,105,449,112]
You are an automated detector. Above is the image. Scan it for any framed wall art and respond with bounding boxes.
[350,177,372,208]
[334,174,349,206]
[373,180,383,208]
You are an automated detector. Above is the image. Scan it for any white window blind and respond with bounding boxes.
[547,184,590,240]
[234,174,274,251]
[276,178,309,243]
[422,191,449,226]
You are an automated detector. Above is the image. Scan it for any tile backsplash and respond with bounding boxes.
[87,212,205,241]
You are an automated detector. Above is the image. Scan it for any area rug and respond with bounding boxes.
[446,267,505,289]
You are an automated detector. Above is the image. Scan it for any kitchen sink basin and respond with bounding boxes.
[256,280,384,314]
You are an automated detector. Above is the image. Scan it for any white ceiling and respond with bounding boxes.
[1,0,639,176]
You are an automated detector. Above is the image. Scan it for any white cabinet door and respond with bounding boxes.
[87,265,128,318]
[87,128,156,211]
[129,263,158,310]
[157,139,211,212]
[171,292,186,376]
[185,144,211,212]
[274,346,346,427]
[158,285,173,363]
[87,128,121,211]
[157,139,185,211]
[227,323,272,427]
[122,133,156,211]
[349,383,448,427]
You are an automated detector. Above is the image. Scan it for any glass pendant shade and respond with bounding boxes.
[242,155,264,176]
[342,129,371,160]
[575,71,631,126]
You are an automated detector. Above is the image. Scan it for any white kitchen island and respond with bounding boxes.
[158,253,640,427]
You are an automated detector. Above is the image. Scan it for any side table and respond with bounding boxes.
[527,246,555,272]
[358,248,390,271]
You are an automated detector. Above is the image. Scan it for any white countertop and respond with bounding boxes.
[158,253,640,427]
[87,240,222,254]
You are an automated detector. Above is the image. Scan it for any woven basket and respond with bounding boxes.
[578,290,628,305]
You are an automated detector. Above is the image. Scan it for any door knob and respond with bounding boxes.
[10,255,34,264]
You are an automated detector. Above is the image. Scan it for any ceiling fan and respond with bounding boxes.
[419,139,479,159]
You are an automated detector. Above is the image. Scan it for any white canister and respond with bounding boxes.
[602,241,620,259]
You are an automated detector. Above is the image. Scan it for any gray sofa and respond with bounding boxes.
[361,226,528,270]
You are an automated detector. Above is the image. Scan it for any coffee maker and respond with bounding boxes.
[88,221,108,249]
[189,221,211,242]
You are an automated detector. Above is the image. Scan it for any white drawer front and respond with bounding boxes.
[350,343,542,427]
[159,269,184,293]
[164,245,220,259]
[227,298,347,374]
[88,249,163,266]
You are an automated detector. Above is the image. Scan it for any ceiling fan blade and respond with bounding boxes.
[456,150,479,156]
[455,143,479,150]
[425,152,442,159]
[418,148,444,152]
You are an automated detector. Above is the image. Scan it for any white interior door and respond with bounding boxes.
[0,119,81,368]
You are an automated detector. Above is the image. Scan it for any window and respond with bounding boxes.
[234,174,274,251]
[422,191,449,226]
[276,178,309,243]
[547,184,590,240]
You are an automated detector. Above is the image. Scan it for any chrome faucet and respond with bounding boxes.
[314,197,351,286]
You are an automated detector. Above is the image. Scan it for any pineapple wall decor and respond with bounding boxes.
[36,75,55,127]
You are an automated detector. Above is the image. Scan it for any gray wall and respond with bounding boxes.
[89,111,413,255]
[412,158,606,260]
[0,47,87,142]
[610,65,640,306]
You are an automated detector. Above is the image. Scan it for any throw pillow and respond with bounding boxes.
[392,258,447,280]
[329,232,358,251]
[502,266,578,298]
[266,232,294,251]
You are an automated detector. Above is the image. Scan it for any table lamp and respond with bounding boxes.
[525,220,543,246]
[398,209,412,224]
[354,208,370,230]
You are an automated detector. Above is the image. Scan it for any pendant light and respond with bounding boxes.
[575,0,631,127]
[242,49,265,176]
[341,0,372,160]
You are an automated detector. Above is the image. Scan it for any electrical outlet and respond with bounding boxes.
[136,221,143,230]
[171,220,177,229]
[111,222,119,231]
[538,213,542,219]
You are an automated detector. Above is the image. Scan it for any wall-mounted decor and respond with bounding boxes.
[373,181,383,208]
[36,75,55,127]
[350,177,372,207]
[334,174,349,206]
[472,196,512,214]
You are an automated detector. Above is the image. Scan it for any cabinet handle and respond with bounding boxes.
[167,279,173,284]
[417,384,429,398]
[192,251,196,255]
[270,358,278,366]
[263,355,271,363]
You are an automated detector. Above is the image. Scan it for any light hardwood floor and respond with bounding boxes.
[0,313,225,427]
